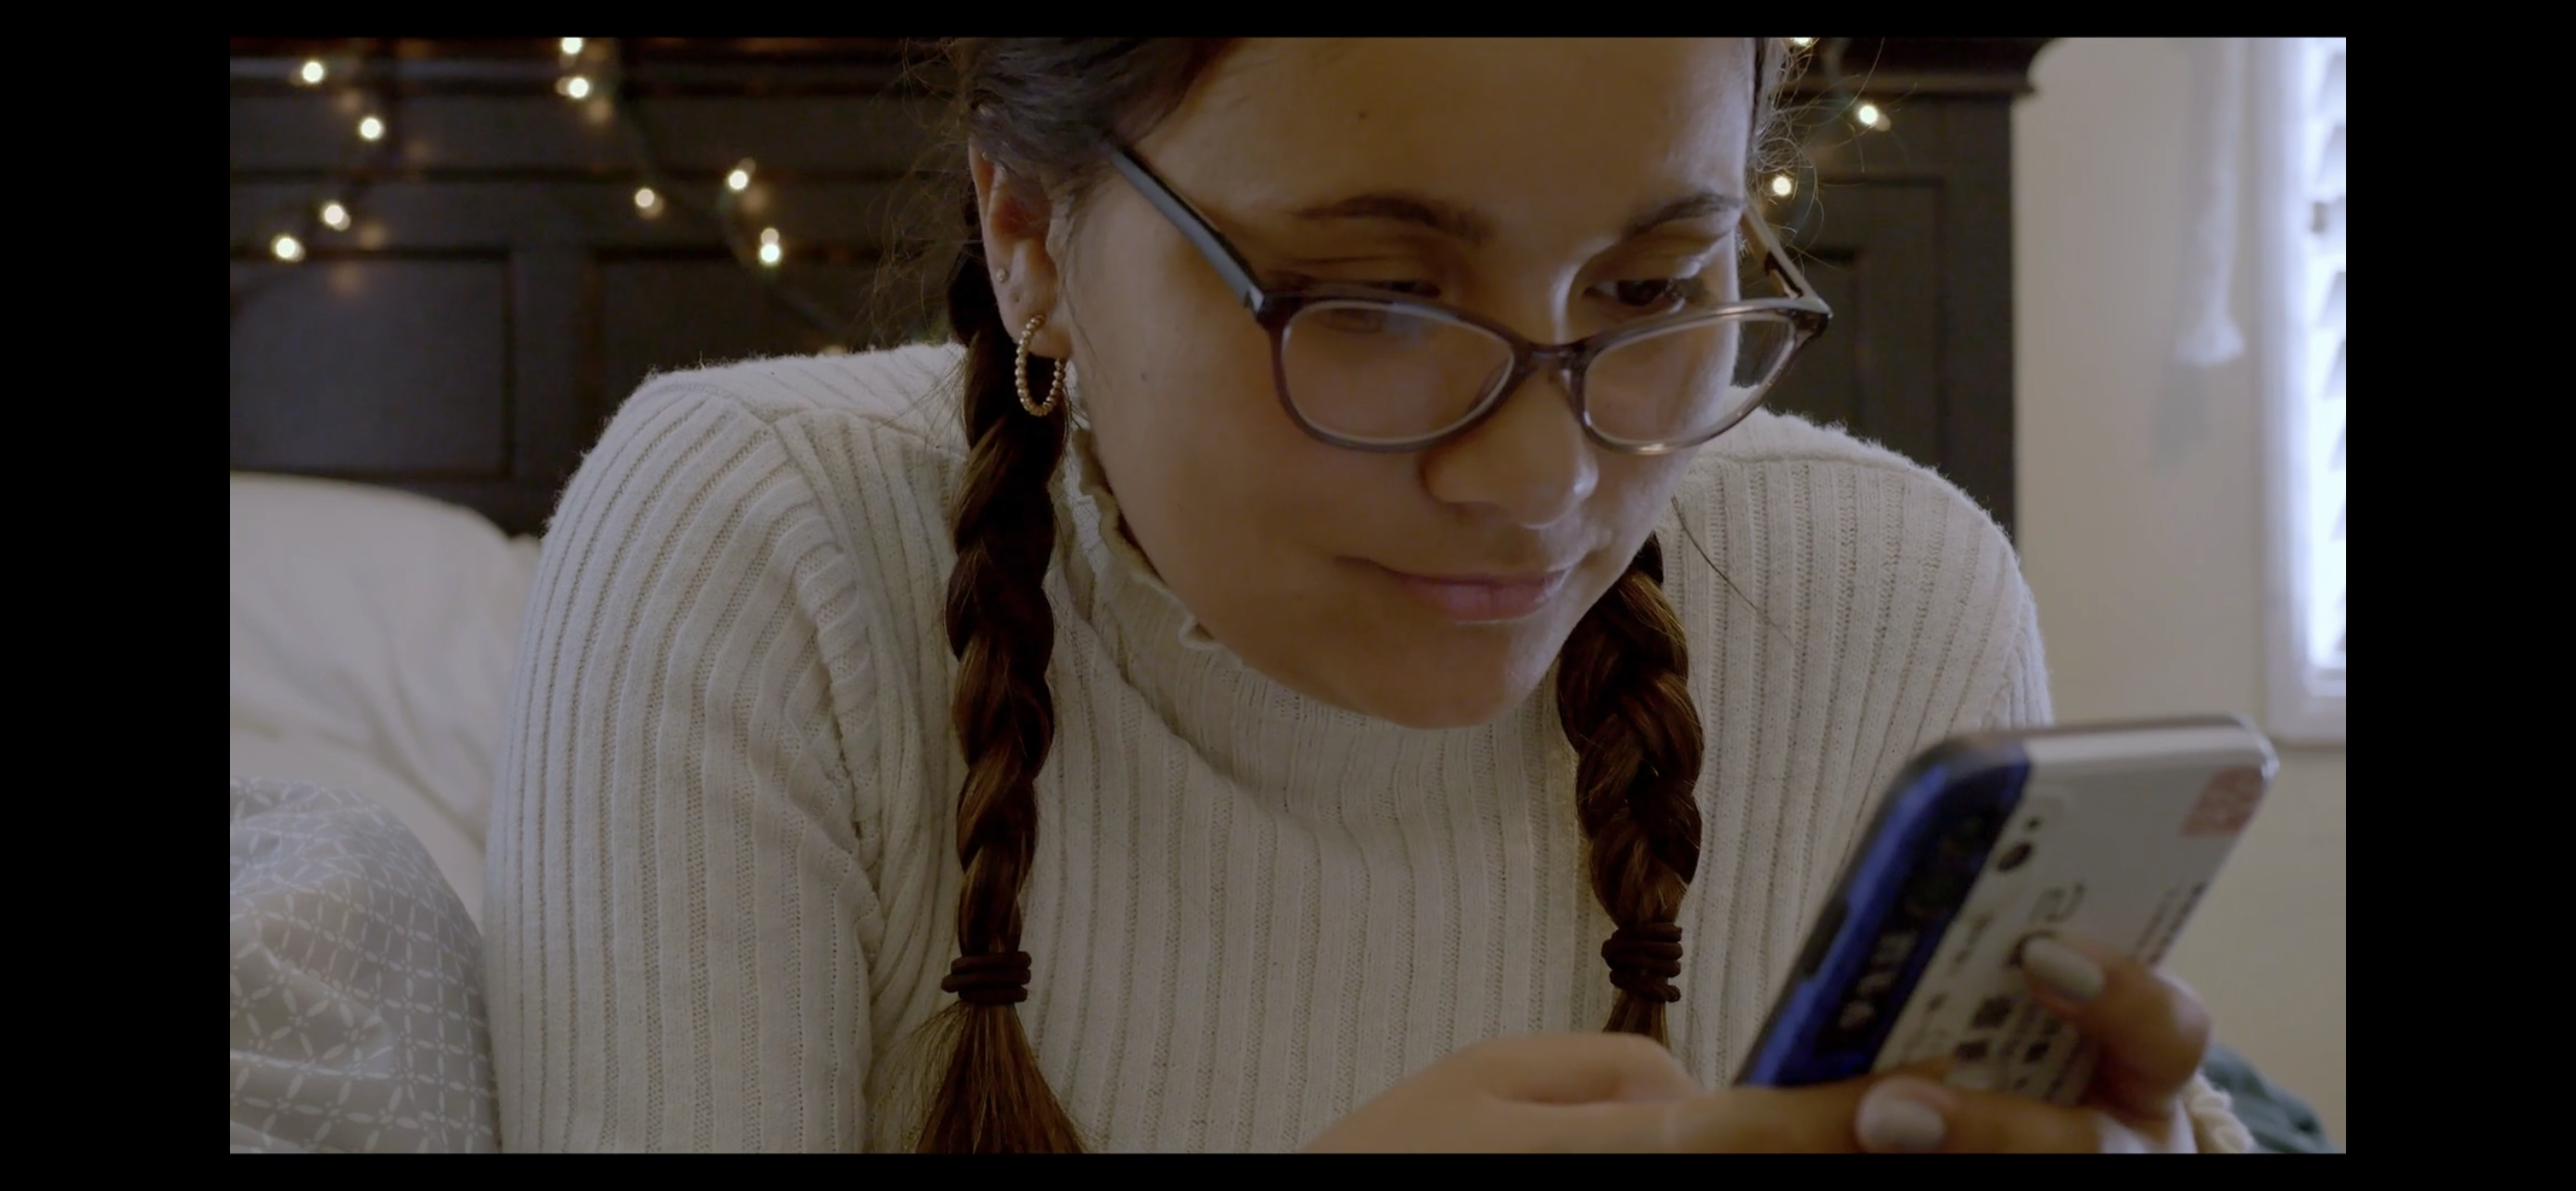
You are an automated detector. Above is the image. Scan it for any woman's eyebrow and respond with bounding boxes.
[1294,192,1493,246]
[1290,189,1746,247]
[1624,191,1744,238]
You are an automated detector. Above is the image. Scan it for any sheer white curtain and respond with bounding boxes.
[2259,36,2346,742]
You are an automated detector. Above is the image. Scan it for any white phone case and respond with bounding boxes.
[1867,720,2276,1102]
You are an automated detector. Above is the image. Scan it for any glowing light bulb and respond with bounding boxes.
[727,160,754,192]
[1769,173,1794,198]
[298,59,326,84]
[320,201,351,231]
[560,37,585,56]
[634,186,659,211]
[1855,102,1888,131]
[557,74,592,99]
[358,115,385,142]
[271,233,305,263]
[759,227,781,247]
[759,242,784,266]
[1789,38,1816,48]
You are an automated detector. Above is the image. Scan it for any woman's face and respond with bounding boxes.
[993,38,1757,729]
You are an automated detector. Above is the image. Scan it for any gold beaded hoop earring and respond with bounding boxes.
[1015,314,1066,417]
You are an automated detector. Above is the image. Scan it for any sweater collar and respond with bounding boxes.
[1052,418,1559,820]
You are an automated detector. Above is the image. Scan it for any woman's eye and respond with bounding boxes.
[1594,276,1706,313]
[1274,271,1440,301]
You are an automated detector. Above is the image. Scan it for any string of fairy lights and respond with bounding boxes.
[252,38,864,339]
[245,38,1898,344]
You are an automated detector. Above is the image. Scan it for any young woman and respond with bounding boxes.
[485,37,2251,1153]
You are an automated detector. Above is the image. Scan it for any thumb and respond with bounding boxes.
[1465,1032,1703,1105]
[1502,1097,1709,1153]
[1543,1074,1926,1154]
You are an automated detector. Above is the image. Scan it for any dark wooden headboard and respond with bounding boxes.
[229,38,2045,540]
[229,39,948,537]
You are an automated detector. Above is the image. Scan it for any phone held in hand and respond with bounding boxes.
[1733,715,2276,1103]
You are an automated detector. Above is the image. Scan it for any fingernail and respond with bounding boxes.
[2020,933,2106,1005]
[1855,1082,1948,1153]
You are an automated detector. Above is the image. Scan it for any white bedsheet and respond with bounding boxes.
[229,474,542,924]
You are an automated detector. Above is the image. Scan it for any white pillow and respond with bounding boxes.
[228,474,542,921]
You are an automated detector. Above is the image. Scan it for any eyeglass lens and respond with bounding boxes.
[1277,306,1802,448]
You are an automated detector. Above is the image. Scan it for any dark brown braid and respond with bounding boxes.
[1554,535,1706,1044]
[909,36,1231,1156]
[918,189,1082,1152]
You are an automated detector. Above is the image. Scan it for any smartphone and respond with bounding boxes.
[1733,715,2276,1103]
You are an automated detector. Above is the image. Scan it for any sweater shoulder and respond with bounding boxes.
[1684,407,2016,558]
[561,342,974,570]
[1664,405,2042,733]
[607,341,970,459]
[1700,409,1994,507]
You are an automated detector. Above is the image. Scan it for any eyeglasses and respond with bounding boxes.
[1107,146,1832,456]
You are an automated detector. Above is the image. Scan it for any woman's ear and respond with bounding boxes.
[968,145,1074,359]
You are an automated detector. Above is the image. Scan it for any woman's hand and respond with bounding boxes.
[1305,932,2223,1153]
[1850,933,2217,1153]
[1303,1031,1904,1153]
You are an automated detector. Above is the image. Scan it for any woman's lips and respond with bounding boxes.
[1373,563,1573,622]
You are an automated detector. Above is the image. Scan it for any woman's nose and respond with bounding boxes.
[1417,364,1597,529]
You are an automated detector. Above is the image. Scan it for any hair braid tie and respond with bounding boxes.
[941,951,1036,1005]
[1600,923,1686,1001]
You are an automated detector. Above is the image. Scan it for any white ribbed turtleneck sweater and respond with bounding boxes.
[484,342,2103,1152]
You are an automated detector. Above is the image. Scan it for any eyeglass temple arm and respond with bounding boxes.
[1110,147,1273,319]
[1741,204,1826,315]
